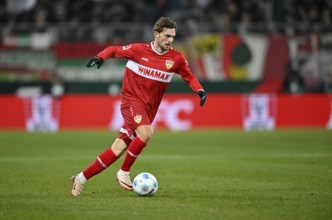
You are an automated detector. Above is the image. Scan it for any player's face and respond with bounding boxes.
[154,28,176,52]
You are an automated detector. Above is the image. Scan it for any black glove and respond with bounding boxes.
[86,57,104,69]
[198,90,206,107]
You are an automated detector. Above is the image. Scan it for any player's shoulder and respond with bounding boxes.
[169,47,186,61]
[169,47,182,55]
[131,42,155,52]
[122,42,146,50]
[133,42,151,48]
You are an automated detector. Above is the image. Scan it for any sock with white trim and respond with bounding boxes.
[120,137,146,172]
[82,148,119,180]
[77,172,87,184]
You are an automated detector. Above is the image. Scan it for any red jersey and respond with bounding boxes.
[97,42,203,121]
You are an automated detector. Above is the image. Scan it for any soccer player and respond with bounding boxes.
[71,17,206,196]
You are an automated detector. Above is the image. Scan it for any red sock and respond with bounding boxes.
[83,147,119,180]
[121,137,146,172]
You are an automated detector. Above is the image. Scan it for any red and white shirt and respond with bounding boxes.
[97,42,204,121]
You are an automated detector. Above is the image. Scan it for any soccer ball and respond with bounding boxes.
[133,172,158,196]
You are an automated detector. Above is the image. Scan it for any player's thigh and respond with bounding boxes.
[121,104,151,130]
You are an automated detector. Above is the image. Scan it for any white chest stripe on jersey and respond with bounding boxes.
[126,60,175,83]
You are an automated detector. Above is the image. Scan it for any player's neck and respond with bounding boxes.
[152,41,167,54]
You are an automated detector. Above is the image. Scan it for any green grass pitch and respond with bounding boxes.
[0,129,331,220]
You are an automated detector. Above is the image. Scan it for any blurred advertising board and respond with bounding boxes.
[0,49,56,81]
[0,94,331,131]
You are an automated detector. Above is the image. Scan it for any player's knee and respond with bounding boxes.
[136,125,153,143]
[144,132,153,142]
[139,131,153,143]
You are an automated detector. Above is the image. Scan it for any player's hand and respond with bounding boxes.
[86,57,104,69]
[198,90,206,107]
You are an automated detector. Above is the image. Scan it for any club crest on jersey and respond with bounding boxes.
[123,45,132,50]
[165,60,174,69]
[134,115,142,124]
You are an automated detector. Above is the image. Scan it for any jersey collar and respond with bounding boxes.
[151,42,169,55]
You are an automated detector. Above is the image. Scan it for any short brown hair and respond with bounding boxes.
[153,17,177,33]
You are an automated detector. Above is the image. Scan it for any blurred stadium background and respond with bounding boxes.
[0,0,332,131]
[1,1,332,220]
